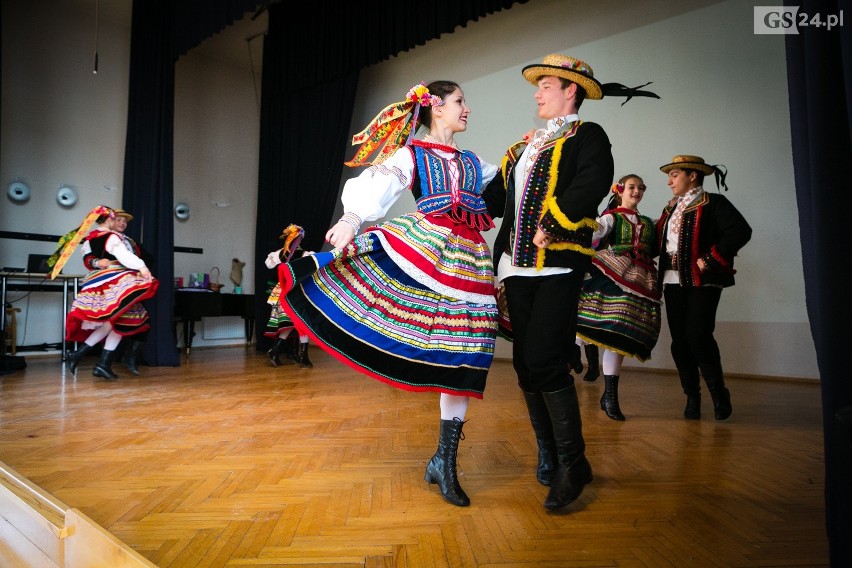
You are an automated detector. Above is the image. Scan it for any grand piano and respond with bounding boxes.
[173,290,255,354]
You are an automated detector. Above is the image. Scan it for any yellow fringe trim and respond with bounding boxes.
[500,154,511,190]
[534,136,599,269]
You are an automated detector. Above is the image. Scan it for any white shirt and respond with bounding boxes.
[663,186,703,285]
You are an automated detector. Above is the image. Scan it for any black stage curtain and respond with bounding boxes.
[122,0,178,367]
[252,0,527,349]
[784,1,850,564]
[122,0,261,367]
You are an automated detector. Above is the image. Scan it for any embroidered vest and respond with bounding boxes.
[411,144,493,230]
[85,230,118,262]
[601,210,656,260]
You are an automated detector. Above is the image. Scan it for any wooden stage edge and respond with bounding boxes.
[0,460,156,568]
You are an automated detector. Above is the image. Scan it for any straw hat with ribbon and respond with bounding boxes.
[522,53,661,106]
[48,205,114,279]
[660,155,729,191]
[345,83,445,168]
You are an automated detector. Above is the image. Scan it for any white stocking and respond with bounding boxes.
[84,322,113,346]
[439,393,469,421]
[602,349,625,376]
[104,330,122,351]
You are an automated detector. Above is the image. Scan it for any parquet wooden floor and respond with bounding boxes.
[0,346,829,567]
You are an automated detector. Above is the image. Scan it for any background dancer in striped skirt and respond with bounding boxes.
[51,206,158,380]
[263,224,313,368]
[278,80,505,507]
[576,174,662,420]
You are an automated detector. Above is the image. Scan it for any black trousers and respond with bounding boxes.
[503,271,584,393]
[663,284,725,395]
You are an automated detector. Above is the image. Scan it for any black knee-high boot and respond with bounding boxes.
[125,341,145,375]
[583,344,600,382]
[66,343,95,374]
[93,349,119,380]
[424,418,470,507]
[296,342,313,368]
[568,343,583,374]
[706,376,732,421]
[522,390,557,486]
[684,393,702,420]
[267,338,286,366]
[600,375,625,420]
[541,385,593,510]
[710,388,732,420]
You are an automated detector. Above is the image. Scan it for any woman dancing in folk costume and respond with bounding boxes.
[278,81,504,507]
[264,224,312,368]
[49,205,158,380]
[576,174,662,420]
[82,208,149,375]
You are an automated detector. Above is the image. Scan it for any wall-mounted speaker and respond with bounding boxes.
[7,181,30,203]
[175,202,191,220]
[56,185,78,207]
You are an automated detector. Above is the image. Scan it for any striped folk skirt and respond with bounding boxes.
[278,212,498,398]
[264,283,297,338]
[576,251,661,362]
[65,267,159,341]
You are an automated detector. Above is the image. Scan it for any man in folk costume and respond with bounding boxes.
[656,155,752,420]
[486,54,658,510]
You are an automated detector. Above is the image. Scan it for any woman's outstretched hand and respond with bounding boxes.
[326,221,356,248]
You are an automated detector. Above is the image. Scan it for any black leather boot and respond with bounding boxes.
[424,418,470,507]
[267,338,286,367]
[568,343,583,374]
[125,341,144,375]
[542,386,593,510]
[600,375,625,421]
[66,343,95,374]
[710,387,732,420]
[296,342,313,368]
[522,390,557,486]
[684,393,701,420]
[284,334,300,363]
[93,349,119,380]
[583,344,600,382]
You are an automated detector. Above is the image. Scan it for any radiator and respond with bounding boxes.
[201,316,246,340]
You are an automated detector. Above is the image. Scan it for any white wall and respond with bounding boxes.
[1,0,261,350]
[343,0,816,380]
[1,0,819,379]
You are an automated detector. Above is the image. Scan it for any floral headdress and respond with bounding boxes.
[345,82,444,168]
[278,224,305,262]
[48,205,114,279]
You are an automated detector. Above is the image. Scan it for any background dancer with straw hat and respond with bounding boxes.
[656,155,751,421]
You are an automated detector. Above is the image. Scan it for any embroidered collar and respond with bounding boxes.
[611,207,640,216]
[546,114,579,133]
[678,186,703,205]
[418,134,458,153]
